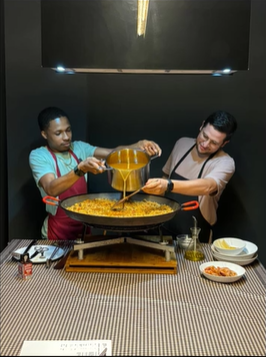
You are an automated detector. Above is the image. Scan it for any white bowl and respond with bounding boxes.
[213,238,246,256]
[200,261,246,283]
[211,241,258,260]
[176,234,192,249]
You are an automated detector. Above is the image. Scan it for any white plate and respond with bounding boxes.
[211,240,258,259]
[200,261,246,283]
[211,245,255,262]
[212,251,258,266]
[12,245,64,264]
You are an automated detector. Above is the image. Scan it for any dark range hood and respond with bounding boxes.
[41,0,251,75]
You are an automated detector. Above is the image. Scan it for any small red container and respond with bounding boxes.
[18,254,32,280]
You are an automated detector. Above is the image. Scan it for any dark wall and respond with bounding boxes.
[4,1,266,267]
[1,0,8,252]
[4,0,88,239]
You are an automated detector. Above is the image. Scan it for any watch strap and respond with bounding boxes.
[166,179,174,193]
[74,165,85,177]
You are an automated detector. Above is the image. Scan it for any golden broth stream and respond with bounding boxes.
[110,162,146,198]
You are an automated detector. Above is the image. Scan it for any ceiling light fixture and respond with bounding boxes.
[137,0,150,37]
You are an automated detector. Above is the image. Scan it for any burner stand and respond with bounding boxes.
[65,233,177,274]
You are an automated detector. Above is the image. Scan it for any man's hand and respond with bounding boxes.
[138,140,162,157]
[79,157,106,175]
[142,178,168,195]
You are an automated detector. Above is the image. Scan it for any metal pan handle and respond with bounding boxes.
[42,195,60,206]
[181,201,199,211]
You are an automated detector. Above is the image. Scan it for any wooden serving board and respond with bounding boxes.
[65,243,177,274]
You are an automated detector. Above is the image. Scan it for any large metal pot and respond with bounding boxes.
[43,193,199,232]
[106,148,157,192]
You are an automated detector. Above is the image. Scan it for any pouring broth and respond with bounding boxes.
[110,162,147,197]
[106,148,151,193]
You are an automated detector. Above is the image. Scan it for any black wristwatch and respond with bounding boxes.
[166,179,174,193]
[74,165,85,177]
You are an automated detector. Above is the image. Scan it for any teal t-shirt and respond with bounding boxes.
[29,141,96,238]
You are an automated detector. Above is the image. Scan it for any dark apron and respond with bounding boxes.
[47,148,90,240]
[163,144,215,243]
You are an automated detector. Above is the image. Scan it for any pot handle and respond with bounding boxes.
[181,201,199,211]
[149,153,160,161]
[98,159,113,171]
[42,195,60,206]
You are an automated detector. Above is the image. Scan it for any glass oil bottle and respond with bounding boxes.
[184,216,205,261]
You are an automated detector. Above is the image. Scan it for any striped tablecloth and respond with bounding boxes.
[0,239,265,356]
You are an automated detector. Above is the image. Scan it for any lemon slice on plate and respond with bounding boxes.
[219,239,237,250]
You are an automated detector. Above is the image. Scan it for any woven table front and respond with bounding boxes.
[0,239,265,356]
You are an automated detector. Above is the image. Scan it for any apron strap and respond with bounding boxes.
[170,144,196,178]
[46,147,80,178]
[198,151,217,178]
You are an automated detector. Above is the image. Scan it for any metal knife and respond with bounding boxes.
[46,245,60,268]
[23,239,38,255]
[29,249,40,260]
[53,247,72,270]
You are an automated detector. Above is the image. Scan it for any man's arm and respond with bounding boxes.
[142,177,218,196]
[39,171,81,197]
[39,156,105,197]
[35,139,162,197]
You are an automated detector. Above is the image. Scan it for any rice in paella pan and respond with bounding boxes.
[66,198,173,218]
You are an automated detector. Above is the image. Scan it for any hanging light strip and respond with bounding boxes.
[137,0,150,37]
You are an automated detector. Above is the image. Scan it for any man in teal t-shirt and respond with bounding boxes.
[29,106,161,240]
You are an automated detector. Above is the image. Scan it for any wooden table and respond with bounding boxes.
[0,239,265,356]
